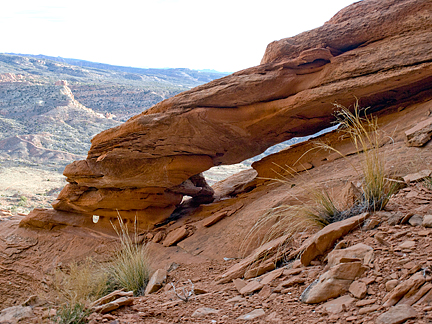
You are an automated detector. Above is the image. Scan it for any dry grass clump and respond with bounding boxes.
[331,102,397,212]
[53,258,109,323]
[247,101,397,251]
[108,216,151,296]
[54,259,109,305]
[244,205,326,250]
[53,216,151,323]
[54,303,90,324]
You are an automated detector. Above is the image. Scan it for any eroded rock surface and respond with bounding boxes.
[22,0,432,229]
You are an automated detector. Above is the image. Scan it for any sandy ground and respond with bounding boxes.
[0,166,66,213]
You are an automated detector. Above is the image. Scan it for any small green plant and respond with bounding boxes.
[108,215,151,296]
[18,196,27,207]
[423,177,432,190]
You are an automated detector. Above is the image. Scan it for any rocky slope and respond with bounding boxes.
[1,0,432,323]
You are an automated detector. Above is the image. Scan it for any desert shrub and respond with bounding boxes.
[108,216,151,296]
[18,196,27,206]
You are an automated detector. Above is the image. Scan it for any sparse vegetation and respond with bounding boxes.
[18,195,27,206]
[53,259,109,304]
[50,215,151,322]
[247,101,397,250]
[53,258,109,324]
[329,102,397,212]
[54,302,90,324]
[424,177,432,190]
[108,216,151,296]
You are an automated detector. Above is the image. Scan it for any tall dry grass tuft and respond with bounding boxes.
[331,102,396,212]
[53,258,108,324]
[245,101,397,254]
[53,258,109,305]
[108,215,151,296]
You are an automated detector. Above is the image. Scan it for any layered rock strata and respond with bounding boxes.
[31,0,432,228]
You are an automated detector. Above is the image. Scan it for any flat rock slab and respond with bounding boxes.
[0,306,33,322]
[191,307,220,317]
[162,226,189,247]
[383,272,426,307]
[236,309,266,320]
[403,170,432,183]
[92,297,134,314]
[321,295,356,314]
[376,304,417,324]
[240,281,264,295]
[145,269,168,295]
[405,117,432,147]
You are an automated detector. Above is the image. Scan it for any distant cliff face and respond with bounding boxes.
[0,74,121,169]
[0,54,228,171]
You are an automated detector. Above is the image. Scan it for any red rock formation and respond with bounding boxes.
[24,0,432,229]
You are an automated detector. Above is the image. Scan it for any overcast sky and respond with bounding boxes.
[0,0,359,72]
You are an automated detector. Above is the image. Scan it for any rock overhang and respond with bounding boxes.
[19,0,432,229]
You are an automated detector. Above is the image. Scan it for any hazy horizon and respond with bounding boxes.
[0,0,358,73]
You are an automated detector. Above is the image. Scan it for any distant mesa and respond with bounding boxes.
[54,80,68,86]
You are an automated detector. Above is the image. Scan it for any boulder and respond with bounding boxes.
[376,305,417,324]
[326,243,373,269]
[145,269,168,295]
[300,261,365,303]
[405,117,432,147]
[408,214,423,227]
[349,280,367,299]
[300,213,370,266]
